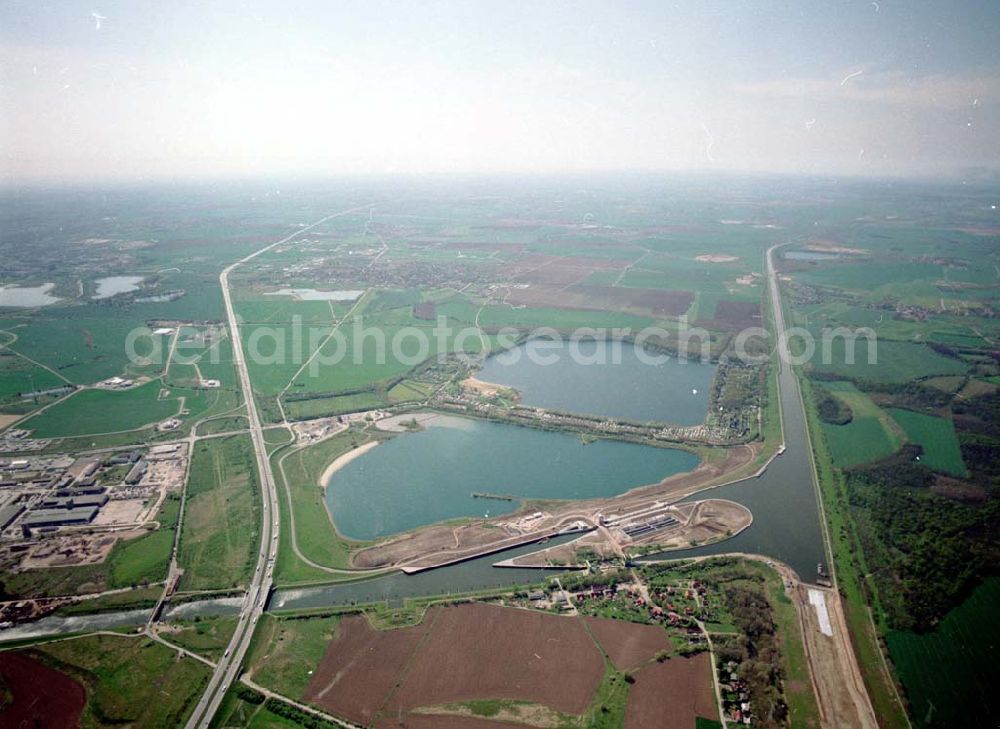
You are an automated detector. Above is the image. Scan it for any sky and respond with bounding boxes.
[2,0,999,183]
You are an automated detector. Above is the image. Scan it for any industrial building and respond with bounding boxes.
[0,503,25,530]
[22,506,99,529]
[40,492,108,509]
[125,460,148,484]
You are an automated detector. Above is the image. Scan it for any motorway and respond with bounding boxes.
[184,206,371,728]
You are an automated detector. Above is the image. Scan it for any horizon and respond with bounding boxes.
[3,0,1000,184]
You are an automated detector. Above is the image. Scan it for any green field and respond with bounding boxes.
[32,633,209,727]
[245,613,341,700]
[809,339,968,384]
[888,408,968,477]
[887,578,1000,728]
[19,379,180,437]
[282,391,386,420]
[109,528,175,587]
[0,312,169,385]
[820,382,902,467]
[166,615,239,661]
[178,434,260,591]
[0,351,66,401]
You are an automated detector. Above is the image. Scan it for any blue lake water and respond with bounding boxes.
[93,275,144,299]
[0,283,61,307]
[324,415,700,541]
[477,339,716,425]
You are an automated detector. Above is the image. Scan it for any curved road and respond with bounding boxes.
[185,206,371,729]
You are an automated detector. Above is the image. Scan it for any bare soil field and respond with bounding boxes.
[307,604,608,726]
[351,521,521,569]
[510,257,630,287]
[92,498,146,525]
[623,653,717,729]
[0,413,22,430]
[506,283,693,318]
[305,614,435,726]
[19,530,142,569]
[0,651,86,729]
[503,499,752,568]
[386,604,604,717]
[631,499,753,550]
[705,300,762,331]
[583,616,672,670]
[382,715,525,729]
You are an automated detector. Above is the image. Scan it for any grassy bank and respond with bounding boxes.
[800,377,911,729]
[272,429,378,583]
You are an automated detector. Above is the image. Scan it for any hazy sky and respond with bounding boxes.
[2,1,999,183]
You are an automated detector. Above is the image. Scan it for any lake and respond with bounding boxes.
[477,339,716,425]
[93,275,144,299]
[324,415,700,540]
[0,283,61,307]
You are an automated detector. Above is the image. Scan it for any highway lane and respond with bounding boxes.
[184,205,372,729]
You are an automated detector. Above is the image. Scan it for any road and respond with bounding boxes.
[184,206,372,729]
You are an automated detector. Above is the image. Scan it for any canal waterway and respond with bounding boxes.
[272,533,582,611]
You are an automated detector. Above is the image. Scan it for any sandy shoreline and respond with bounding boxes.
[318,440,379,490]
[461,376,511,397]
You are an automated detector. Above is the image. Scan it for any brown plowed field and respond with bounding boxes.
[704,300,762,331]
[306,604,605,725]
[304,614,436,726]
[386,604,604,717]
[0,651,86,729]
[507,284,693,318]
[377,714,525,728]
[583,616,673,670]
[624,653,717,729]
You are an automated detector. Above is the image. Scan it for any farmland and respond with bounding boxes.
[819,382,902,467]
[0,651,86,728]
[786,206,1000,729]
[624,653,717,729]
[294,602,718,728]
[29,633,210,727]
[888,408,968,477]
[886,578,1000,728]
[807,339,968,384]
[0,175,996,729]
